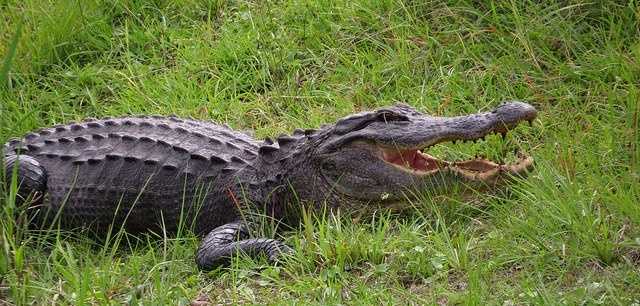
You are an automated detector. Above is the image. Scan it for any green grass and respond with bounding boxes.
[1,0,639,304]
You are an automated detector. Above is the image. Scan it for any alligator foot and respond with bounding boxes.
[195,221,292,270]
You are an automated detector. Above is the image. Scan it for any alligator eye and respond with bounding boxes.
[334,109,409,135]
[376,110,409,123]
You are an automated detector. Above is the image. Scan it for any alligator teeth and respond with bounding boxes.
[448,155,534,181]
[380,143,533,180]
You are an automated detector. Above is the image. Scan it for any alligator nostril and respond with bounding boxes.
[498,101,537,119]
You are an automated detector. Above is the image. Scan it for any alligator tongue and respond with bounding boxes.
[382,149,442,171]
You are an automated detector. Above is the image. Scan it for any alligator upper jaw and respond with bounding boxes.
[380,147,533,181]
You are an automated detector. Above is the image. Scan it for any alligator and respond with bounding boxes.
[2,102,536,270]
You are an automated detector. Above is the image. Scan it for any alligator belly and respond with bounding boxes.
[36,161,207,234]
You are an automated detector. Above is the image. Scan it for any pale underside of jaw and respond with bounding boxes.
[381,147,534,181]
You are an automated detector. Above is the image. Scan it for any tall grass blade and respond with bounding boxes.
[0,20,22,90]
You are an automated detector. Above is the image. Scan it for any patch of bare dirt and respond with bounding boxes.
[625,248,640,267]
[191,292,211,306]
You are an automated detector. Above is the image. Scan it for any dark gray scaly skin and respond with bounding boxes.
[2,102,537,270]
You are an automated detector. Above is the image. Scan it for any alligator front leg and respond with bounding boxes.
[195,221,292,270]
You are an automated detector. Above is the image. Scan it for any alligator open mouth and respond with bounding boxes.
[381,147,533,180]
[380,131,534,181]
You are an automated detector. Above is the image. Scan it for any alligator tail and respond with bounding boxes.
[2,150,47,203]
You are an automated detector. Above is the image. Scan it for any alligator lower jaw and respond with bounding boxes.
[381,148,533,181]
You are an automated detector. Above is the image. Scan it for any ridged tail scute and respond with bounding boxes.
[2,153,48,203]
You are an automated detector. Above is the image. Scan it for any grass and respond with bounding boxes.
[1,0,639,304]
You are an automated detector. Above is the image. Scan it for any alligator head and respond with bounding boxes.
[278,102,537,207]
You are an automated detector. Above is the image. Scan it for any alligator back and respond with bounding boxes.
[3,116,260,234]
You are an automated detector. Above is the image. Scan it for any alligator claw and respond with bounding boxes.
[195,221,292,271]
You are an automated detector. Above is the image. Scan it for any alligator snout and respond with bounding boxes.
[491,101,537,133]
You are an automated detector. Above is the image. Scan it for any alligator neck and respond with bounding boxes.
[236,130,323,225]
